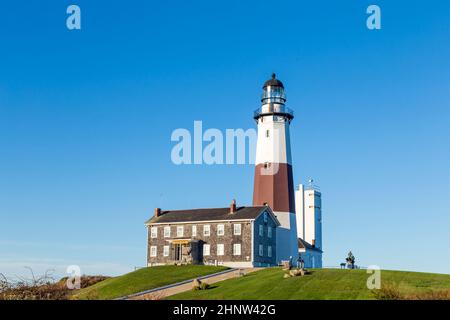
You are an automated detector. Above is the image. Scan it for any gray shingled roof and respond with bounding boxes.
[145,206,276,224]
[298,238,323,253]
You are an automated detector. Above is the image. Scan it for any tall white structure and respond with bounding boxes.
[253,74,299,263]
[295,181,323,268]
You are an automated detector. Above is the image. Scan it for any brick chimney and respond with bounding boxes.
[311,239,316,247]
[154,207,161,217]
[230,199,237,214]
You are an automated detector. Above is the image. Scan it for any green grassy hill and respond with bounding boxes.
[169,268,450,300]
[72,265,227,300]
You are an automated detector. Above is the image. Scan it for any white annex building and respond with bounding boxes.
[295,182,323,268]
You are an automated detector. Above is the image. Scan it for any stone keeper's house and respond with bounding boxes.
[145,200,280,268]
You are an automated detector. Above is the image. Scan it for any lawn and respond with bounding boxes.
[168,268,450,300]
[72,265,228,300]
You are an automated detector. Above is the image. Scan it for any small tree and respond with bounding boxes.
[346,251,356,269]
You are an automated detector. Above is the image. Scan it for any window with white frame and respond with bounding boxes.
[233,243,241,256]
[150,246,157,257]
[164,226,171,238]
[203,225,210,236]
[177,226,184,237]
[268,245,272,258]
[203,244,210,256]
[192,225,197,237]
[217,244,224,256]
[150,227,157,238]
[264,212,268,223]
[217,224,225,236]
[259,225,264,237]
[259,244,263,256]
[163,245,169,257]
[233,223,241,235]
[268,226,272,238]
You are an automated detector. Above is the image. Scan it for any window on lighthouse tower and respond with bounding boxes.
[266,130,270,138]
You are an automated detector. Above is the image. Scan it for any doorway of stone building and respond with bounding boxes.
[174,244,183,262]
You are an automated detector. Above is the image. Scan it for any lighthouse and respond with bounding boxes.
[253,74,299,263]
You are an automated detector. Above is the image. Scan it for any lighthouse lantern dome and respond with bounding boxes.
[254,73,293,121]
[261,73,286,105]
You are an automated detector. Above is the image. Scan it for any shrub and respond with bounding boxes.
[406,289,450,300]
[0,272,109,300]
[372,283,403,300]
[373,283,450,300]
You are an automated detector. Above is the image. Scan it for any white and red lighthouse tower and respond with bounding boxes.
[253,74,298,263]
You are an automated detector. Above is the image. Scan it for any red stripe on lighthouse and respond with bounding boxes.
[253,162,295,213]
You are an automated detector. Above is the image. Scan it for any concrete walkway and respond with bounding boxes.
[124,268,259,300]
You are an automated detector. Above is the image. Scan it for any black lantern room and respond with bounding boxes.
[261,73,286,105]
[254,73,293,121]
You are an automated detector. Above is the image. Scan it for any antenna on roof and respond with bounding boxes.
[306,178,320,192]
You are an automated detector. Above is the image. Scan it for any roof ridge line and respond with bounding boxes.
[161,205,265,212]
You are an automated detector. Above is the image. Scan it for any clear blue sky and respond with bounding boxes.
[1,0,449,278]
